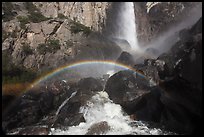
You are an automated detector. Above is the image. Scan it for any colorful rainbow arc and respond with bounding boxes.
[26,60,148,92]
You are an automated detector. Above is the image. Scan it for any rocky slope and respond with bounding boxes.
[2,2,121,73]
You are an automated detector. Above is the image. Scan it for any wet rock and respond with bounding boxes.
[77,77,104,92]
[2,95,16,111]
[85,121,110,135]
[38,91,54,115]
[179,29,193,42]
[116,51,135,66]
[2,87,55,132]
[134,63,160,86]
[110,37,131,51]
[190,17,202,35]
[8,126,49,135]
[125,86,164,122]
[53,113,85,129]
[43,81,72,109]
[159,77,202,134]
[66,77,104,108]
[53,101,85,128]
[178,35,202,89]
[105,70,151,110]
[52,77,104,129]
[145,48,160,58]
[47,80,70,95]
[2,98,42,132]
[156,53,176,79]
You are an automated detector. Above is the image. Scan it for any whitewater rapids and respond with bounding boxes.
[49,91,173,135]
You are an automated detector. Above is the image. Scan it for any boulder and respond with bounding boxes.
[2,95,16,112]
[85,121,110,135]
[116,51,135,66]
[20,126,48,135]
[190,17,202,35]
[38,91,54,115]
[2,98,42,132]
[159,77,202,134]
[67,77,104,107]
[127,87,164,122]
[105,70,151,111]
[77,77,103,92]
[53,113,85,129]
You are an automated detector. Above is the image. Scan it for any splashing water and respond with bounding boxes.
[116,2,139,52]
[49,91,173,135]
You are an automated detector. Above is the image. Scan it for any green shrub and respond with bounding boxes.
[17,16,29,29]
[37,39,61,55]
[9,27,18,38]
[24,2,40,14]
[47,39,61,52]
[2,50,37,84]
[70,20,92,37]
[2,2,16,22]
[65,40,74,49]
[24,2,50,23]
[22,43,33,55]
[58,13,67,19]
[28,12,50,23]
[37,43,48,55]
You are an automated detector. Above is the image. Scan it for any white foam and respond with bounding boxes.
[50,91,169,135]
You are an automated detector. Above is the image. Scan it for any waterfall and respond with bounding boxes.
[116,2,139,51]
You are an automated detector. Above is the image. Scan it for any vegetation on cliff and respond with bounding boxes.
[37,39,61,55]
[2,50,37,85]
[2,2,16,22]
[24,2,50,23]
[70,20,92,37]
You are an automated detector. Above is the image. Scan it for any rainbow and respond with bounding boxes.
[27,60,148,91]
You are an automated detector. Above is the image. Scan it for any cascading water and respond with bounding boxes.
[49,91,172,135]
[116,2,139,51]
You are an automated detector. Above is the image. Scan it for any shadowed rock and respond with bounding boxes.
[86,121,110,135]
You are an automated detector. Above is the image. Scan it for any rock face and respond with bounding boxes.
[33,2,110,32]
[2,2,120,72]
[134,2,202,46]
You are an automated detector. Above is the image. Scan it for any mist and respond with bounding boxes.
[103,2,202,64]
[138,3,202,59]
[38,63,130,86]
